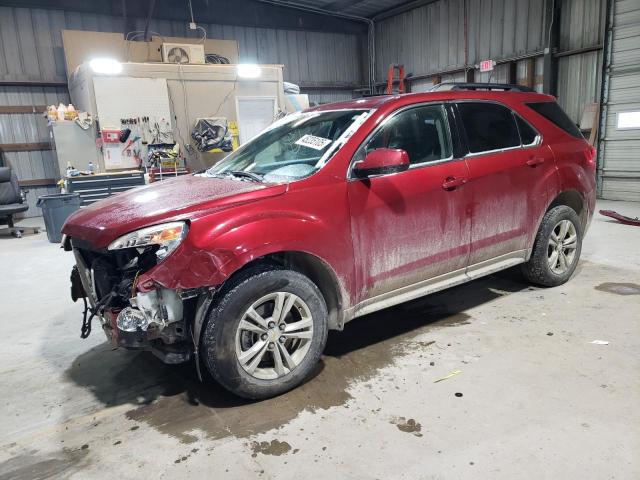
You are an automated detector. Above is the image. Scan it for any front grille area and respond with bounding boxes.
[72,239,159,309]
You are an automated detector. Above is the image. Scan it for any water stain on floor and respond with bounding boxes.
[595,282,640,296]
[65,272,526,444]
[0,449,89,480]
[250,440,292,457]
[174,448,199,464]
[120,310,471,444]
[391,417,423,437]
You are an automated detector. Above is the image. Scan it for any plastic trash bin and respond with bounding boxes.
[36,193,81,243]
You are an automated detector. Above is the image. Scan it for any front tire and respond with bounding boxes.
[202,267,328,400]
[522,205,583,287]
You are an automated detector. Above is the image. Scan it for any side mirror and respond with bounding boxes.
[352,148,410,178]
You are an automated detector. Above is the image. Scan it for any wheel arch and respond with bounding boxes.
[219,250,345,331]
[526,189,587,258]
[546,189,586,227]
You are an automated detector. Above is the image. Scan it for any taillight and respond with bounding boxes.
[584,145,597,171]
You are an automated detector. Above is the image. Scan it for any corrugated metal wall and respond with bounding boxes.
[559,0,604,49]
[0,86,68,215]
[410,71,466,92]
[376,0,612,198]
[0,7,363,86]
[307,90,356,105]
[556,51,602,121]
[599,0,640,201]
[375,0,546,83]
[375,0,604,124]
[0,1,618,213]
[556,0,606,125]
[374,0,466,81]
[0,5,363,216]
[466,0,545,63]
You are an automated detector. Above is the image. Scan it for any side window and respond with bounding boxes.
[457,102,520,153]
[515,115,539,146]
[358,104,452,166]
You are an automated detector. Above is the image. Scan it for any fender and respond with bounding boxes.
[522,137,596,255]
[556,158,595,191]
[552,139,597,226]
[141,210,352,379]
[555,164,596,221]
[136,208,354,306]
[522,144,561,250]
[525,186,594,261]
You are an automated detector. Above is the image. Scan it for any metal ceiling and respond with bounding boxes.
[254,0,430,20]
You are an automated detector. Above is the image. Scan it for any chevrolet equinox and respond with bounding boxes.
[62,84,596,399]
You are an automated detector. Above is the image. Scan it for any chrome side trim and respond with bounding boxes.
[463,136,541,159]
[465,249,528,280]
[408,154,455,169]
[349,267,469,319]
[344,249,529,322]
[464,144,522,158]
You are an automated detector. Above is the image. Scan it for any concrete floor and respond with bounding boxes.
[0,199,639,480]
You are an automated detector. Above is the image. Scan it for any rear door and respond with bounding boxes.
[456,101,555,271]
[347,103,471,302]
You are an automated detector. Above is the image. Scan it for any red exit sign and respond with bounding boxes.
[479,59,494,72]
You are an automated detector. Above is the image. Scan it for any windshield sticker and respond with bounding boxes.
[316,110,373,168]
[295,134,332,150]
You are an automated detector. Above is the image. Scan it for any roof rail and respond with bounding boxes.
[430,82,534,93]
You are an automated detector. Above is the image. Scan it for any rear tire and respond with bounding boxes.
[201,267,328,400]
[522,205,583,287]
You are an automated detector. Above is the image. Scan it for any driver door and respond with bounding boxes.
[347,104,471,304]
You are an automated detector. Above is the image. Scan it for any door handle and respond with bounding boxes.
[442,176,468,190]
[526,156,545,167]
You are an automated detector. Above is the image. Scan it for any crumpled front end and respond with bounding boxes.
[66,236,201,364]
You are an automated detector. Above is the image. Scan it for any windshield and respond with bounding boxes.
[202,109,371,182]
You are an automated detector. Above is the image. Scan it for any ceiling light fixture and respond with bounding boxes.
[89,58,123,75]
[237,64,262,78]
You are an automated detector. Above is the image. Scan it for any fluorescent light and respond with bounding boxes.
[89,58,122,75]
[237,64,261,78]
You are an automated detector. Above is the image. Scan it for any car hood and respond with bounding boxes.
[62,174,287,248]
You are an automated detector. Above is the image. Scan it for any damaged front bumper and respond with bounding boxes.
[68,239,196,364]
[105,290,190,364]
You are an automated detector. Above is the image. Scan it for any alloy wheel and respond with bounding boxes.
[547,219,578,274]
[235,292,314,380]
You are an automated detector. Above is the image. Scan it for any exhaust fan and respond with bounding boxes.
[161,43,205,64]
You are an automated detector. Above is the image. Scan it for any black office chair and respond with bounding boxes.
[0,166,40,238]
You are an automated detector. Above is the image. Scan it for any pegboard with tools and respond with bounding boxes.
[115,116,175,169]
[93,76,176,170]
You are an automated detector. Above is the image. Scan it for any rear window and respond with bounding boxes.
[526,101,583,138]
[457,102,520,153]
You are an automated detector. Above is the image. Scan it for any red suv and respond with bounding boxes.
[63,83,596,399]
